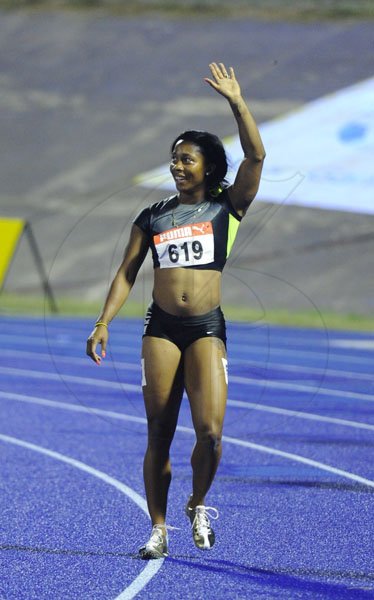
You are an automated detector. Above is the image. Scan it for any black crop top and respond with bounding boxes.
[133,188,242,272]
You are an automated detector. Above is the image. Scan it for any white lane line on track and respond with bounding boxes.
[0,434,162,600]
[2,349,140,372]
[1,392,373,489]
[229,357,374,381]
[329,340,374,350]
[1,365,373,403]
[2,333,374,366]
[3,348,373,381]
[217,434,374,489]
[2,390,374,433]
[229,375,374,401]
[228,400,374,432]
[229,344,374,365]
[0,366,140,392]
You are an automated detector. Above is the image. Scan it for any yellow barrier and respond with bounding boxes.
[0,217,25,289]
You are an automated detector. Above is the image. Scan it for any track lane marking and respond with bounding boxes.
[1,392,373,489]
[229,343,374,365]
[1,348,139,372]
[228,357,374,381]
[1,365,372,402]
[0,365,139,392]
[0,434,163,599]
[229,375,374,401]
[3,348,373,381]
[227,399,374,432]
[1,332,374,365]
[329,340,374,350]
[2,390,374,432]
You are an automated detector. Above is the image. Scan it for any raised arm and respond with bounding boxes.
[86,224,149,365]
[205,62,266,216]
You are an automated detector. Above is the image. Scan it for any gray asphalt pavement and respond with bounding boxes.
[0,10,373,315]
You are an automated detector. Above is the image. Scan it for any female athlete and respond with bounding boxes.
[86,62,265,559]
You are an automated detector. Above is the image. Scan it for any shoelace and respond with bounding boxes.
[191,506,219,532]
[150,523,180,541]
[149,525,165,545]
[145,525,175,552]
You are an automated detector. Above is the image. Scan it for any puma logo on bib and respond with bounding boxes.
[154,221,214,268]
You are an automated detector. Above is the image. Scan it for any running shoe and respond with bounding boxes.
[139,525,168,559]
[185,499,219,550]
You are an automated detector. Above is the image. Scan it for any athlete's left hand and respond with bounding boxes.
[204,62,241,102]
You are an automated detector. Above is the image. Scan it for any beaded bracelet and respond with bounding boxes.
[95,322,108,328]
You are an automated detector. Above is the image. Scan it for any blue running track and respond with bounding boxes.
[0,315,373,599]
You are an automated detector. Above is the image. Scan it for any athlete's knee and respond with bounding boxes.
[195,425,223,450]
[147,416,176,445]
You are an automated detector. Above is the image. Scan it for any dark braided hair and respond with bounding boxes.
[170,130,229,197]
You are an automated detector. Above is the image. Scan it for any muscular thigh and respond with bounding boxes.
[142,336,184,425]
[184,337,228,433]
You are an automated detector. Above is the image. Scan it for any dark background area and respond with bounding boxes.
[0,7,373,317]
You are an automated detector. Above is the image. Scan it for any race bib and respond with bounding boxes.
[154,221,214,268]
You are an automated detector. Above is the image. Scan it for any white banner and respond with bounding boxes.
[135,77,374,215]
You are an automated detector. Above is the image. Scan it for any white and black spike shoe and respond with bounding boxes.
[185,499,219,550]
[139,524,168,559]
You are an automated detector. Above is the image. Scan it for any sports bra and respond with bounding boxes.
[133,188,242,272]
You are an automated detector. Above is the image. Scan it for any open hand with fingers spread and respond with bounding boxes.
[204,62,242,102]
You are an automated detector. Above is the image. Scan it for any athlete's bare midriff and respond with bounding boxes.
[153,267,221,316]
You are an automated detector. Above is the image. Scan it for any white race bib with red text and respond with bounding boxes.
[154,221,214,268]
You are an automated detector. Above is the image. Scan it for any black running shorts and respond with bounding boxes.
[143,302,226,351]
